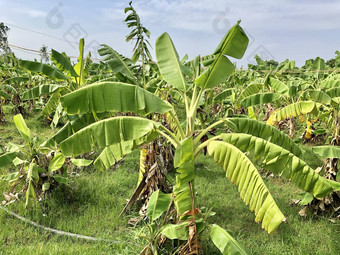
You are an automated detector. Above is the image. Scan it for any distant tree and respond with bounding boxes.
[334,50,340,68]
[0,22,10,53]
[302,59,315,69]
[267,59,278,67]
[326,58,335,68]
[40,45,49,63]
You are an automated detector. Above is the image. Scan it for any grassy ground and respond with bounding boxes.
[0,107,339,254]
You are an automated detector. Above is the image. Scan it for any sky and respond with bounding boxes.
[1,0,340,67]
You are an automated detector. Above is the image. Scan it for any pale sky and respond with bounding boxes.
[1,0,340,67]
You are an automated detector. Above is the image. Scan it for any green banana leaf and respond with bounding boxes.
[161,220,205,241]
[173,137,195,217]
[320,80,340,89]
[43,114,96,148]
[210,224,248,255]
[42,91,62,116]
[4,77,29,84]
[226,118,303,157]
[51,49,78,77]
[214,88,234,102]
[59,116,160,157]
[98,44,138,84]
[0,84,17,95]
[326,87,340,99]
[235,83,263,106]
[73,38,85,86]
[195,22,249,89]
[271,101,316,122]
[0,90,11,99]
[146,190,172,222]
[312,146,340,159]
[21,84,65,100]
[48,153,65,173]
[60,82,172,116]
[25,162,37,208]
[93,141,134,170]
[19,60,68,80]
[219,133,334,199]
[302,90,332,105]
[240,93,281,107]
[207,140,285,233]
[265,77,288,94]
[0,151,18,167]
[156,32,189,92]
[13,114,32,145]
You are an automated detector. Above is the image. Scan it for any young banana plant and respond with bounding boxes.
[0,114,91,208]
[55,22,339,254]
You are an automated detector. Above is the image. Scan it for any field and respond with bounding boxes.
[0,107,339,254]
[0,2,340,255]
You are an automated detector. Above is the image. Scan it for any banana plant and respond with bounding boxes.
[0,114,92,208]
[18,38,90,128]
[124,1,152,87]
[54,22,339,254]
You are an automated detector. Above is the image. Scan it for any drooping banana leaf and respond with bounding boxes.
[320,79,340,89]
[42,113,96,148]
[301,90,332,105]
[0,84,17,95]
[214,88,234,102]
[59,117,160,157]
[161,219,205,241]
[207,140,285,233]
[239,93,281,108]
[4,77,29,85]
[93,141,134,170]
[226,117,303,157]
[155,32,189,92]
[265,77,288,94]
[60,82,172,116]
[195,22,249,89]
[0,90,11,99]
[19,60,68,80]
[42,91,62,116]
[269,101,316,123]
[0,151,18,167]
[326,87,340,99]
[21,84,66,100]
[219,133,334,199]
[312,146,340,159]
[235,83,263,106]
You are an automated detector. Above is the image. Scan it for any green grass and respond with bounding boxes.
[0,107,339,254]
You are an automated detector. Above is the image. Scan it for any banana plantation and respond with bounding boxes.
[0,3,339,255]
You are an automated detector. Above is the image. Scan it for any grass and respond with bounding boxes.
[0,107,339,254]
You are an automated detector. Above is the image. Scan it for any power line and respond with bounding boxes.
[0,42,102,61]
[3,22,79,46]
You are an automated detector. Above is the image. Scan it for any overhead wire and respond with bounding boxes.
[0,42,102,61]
[3,22,80,46]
